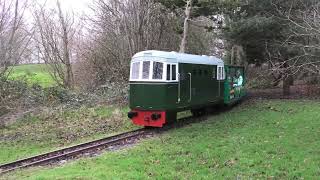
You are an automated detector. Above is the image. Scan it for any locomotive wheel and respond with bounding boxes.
[191,109,206,117]
[191,110,200,117]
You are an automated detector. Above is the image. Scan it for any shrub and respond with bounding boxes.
[0,78,28,105]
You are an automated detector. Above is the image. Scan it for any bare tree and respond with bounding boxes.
[33,0,75,88]
[73,0,180,89]
[179,0,192,53]
[0,0,30,79]
[285,2,320,74]
[266,1,320,95]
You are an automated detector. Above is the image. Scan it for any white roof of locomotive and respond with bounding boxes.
[132,50,224,66]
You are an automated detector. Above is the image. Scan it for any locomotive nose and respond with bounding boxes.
[127,111,138,119]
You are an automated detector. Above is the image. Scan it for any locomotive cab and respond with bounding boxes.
[128,52,179,127]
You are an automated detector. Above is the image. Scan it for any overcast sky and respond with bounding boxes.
[25,0,92,22]
[40,0,91,14]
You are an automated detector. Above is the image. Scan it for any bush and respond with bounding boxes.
[0,78,28,105]
[246,65,276,89]
[0,76,128,112]
[94,82,129,101]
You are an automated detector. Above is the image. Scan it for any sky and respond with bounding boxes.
[21,0,93,64]
[25,0,93,22]
[39,0,92,14]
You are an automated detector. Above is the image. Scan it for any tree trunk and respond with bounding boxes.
[57,0,73,88]
[283,76,291,96]
[179,0,192,53]
[282,62,293,96]
[230,46,235,65]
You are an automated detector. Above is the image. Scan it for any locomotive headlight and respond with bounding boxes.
[128,112,138,119]
[151,113,161,120]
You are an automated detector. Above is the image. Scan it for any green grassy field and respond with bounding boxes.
[3,99,320,179]
[9,64,56,87]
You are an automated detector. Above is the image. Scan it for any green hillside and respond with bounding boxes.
[9,64,56,87]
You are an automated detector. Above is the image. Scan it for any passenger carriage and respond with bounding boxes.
[127,50,246,127]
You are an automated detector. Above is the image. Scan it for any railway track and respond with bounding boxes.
[0,105,235,175]
[0,129,151,174]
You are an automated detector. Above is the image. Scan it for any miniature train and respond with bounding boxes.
[127,50,246,127]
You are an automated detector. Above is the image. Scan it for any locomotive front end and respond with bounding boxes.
[127,51,179,127]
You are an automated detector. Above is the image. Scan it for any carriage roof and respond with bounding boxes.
[132,50,224,66]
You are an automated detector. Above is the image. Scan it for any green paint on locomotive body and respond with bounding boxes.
[129,63,224,112]
[178,63,224,109]
[129,82,179,111]
[223,65,247,105]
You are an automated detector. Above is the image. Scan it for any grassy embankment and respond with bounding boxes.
[0,105,137,164]
[4,99,320,179]
[9,64,55,87]
[1,63,137,165]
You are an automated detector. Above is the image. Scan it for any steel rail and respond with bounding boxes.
[0,129,148,174]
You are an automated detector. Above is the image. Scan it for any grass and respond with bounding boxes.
[0,105,137,165]
[2,63,136,167]
[3,99,320,179]
[9,64,56,87]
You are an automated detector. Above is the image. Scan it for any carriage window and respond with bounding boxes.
[142,61,150,79]
[172,65,176,80]
[153,62,163,79]
[131,62,140,79]
[166,64,171,80]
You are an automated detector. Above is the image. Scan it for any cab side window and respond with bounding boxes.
[171,65,177,80]
[217,66,225,80]
[166,64,171,80]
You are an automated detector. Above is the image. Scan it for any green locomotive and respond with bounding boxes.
[127,50,246,127]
